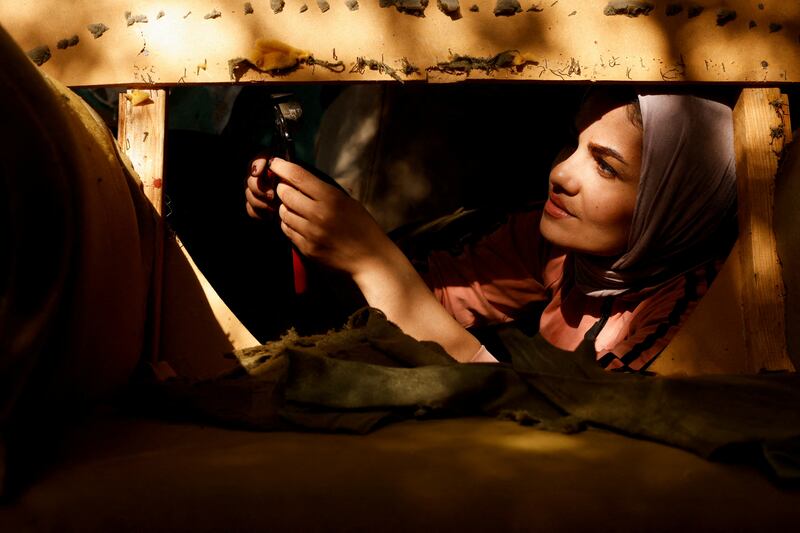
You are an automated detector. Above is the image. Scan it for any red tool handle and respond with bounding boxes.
[268,165,307,295]
[292,247,307,295]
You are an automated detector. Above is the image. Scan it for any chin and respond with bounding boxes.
[539,217,624,256]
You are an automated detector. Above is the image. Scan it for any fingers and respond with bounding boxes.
[245,186,272,211]
[269,158,335,201]
[277,202,308,232]
[276,181,315,217]
[247,175,275,202]
[250,157,268,177]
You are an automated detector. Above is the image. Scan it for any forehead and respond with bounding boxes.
[574,94,643,156]
[575,92,636,132]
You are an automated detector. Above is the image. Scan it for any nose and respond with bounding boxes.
[549,145,580,195]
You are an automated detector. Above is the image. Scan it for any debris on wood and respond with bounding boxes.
[56,35,80,49]
[380,0,429,17]
[429,50,538,75]
[687,4,703,18]
[204,9,223,19]
[228,39,312,80]
[87,22,110,39]
[26,45,51,66]
[603,1,654,17]
[245,2,254,14]
[125,90,152,106]
[125,11,148,26]
[438,0,461,20]
[494,0,522,17]
[716,9,736,26]
[351,57,405,82]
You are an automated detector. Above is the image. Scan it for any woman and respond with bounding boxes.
[244,88,737,371]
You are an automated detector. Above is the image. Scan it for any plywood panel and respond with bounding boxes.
[2,0,800,86]
[733,88,794,372]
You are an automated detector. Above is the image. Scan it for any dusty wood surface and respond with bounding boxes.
[118,89,168,367]
[118,89,167,212]
[733,88,794,372]
[774,98,800,371]
[160,234,259,381]
[3,0,800,86]
[116,87,258,374]
[652,241,750,376]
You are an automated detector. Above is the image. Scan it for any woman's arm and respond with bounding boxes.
[264,157,482,362]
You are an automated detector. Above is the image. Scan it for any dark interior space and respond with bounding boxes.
[162,83,582,341]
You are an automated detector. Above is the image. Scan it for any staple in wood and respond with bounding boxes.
[204,9,222,19]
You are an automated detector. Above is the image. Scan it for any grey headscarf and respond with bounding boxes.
[573,93,737,297]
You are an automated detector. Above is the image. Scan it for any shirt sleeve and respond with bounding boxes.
[423,210,557,328]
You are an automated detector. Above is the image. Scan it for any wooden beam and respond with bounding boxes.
[118,88,168,372]
[116,88,259,378]
[733,88,794,372]
[3,0,799,86]
[118,89,166,212]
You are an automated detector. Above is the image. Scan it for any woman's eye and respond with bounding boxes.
[596,157,618,178]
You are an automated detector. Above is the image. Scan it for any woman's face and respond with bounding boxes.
[539,97,643,256]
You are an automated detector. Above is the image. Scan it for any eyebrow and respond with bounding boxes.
[588,142,629,166]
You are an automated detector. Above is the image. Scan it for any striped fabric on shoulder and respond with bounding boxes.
[598,262,719,373]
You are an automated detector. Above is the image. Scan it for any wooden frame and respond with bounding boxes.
[3,0,797,374]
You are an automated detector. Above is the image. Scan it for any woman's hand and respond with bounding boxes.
[244,156,483,363]
[267,157,395,279]
[244,156,279,220]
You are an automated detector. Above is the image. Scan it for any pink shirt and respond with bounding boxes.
[423,210,716,372]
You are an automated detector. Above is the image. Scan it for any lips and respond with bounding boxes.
[544,193,573,219]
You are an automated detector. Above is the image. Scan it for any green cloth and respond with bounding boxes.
[148,308,800,482]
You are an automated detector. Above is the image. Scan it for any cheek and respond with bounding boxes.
[584,185,637,229]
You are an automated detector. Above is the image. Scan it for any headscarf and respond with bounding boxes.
[573,92,738,297]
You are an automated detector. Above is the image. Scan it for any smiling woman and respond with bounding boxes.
[540,89,643,257]
[245,87,738,372]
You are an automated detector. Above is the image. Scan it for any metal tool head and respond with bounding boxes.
[270,93,303,161]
